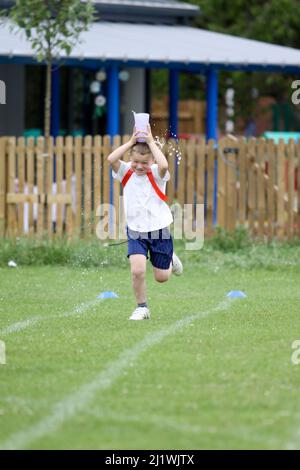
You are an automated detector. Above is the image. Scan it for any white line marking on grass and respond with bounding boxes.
[0,299,101,336]
[57,299,100,319]
[0,298,232,450]
[1,318,41,335]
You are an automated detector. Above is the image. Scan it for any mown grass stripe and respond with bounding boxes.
[0,299,232,450]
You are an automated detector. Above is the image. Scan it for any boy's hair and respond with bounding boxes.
[130,143,153,158]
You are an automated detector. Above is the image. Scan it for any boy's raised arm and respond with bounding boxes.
[107,131,138,173]
[145,125,169,179]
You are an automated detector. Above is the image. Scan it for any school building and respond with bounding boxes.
[1,0,300,140]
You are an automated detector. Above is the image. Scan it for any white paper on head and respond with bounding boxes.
[132,111,150,142]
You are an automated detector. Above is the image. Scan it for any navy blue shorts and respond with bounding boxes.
[127,227,173,270]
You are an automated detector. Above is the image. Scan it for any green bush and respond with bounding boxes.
[209,226,251,252]
[0,231,300,271]
[0,237,128,268]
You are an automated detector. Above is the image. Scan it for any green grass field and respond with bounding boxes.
[1,242,300,449]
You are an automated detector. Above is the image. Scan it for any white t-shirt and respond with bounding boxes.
[112,161,173,232]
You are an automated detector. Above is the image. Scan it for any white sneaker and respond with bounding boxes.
[172,252,183,276]
[129,306,150,320]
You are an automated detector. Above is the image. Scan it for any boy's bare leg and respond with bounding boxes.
[153,262,172,283]
[129,254,147,304]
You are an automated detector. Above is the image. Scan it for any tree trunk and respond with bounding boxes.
[44,55,52,139]
[44,53,52,220]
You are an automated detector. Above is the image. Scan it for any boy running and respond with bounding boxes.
[107,124,183,320]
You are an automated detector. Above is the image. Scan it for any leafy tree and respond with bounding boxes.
[151,0,300,130]
[1,0,96,137]
[186,0,300,48]
[182,0,300,128]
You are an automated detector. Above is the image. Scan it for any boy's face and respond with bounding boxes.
[130,152,153,176]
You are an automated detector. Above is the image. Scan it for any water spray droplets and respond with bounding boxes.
[166,138,183,166]
[152,127,184,165]
[154,136,166,149]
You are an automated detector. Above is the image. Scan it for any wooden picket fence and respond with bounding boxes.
[0,134,299,240]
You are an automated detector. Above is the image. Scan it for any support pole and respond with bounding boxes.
[107,64,120,236]
[50,65,60,138]
[169,69,179,138]
[206,69,218,225]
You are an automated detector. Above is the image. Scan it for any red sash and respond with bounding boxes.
[121,168,168,202]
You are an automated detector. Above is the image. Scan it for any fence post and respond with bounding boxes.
[226,136,238,232]
[267,139,275,241]
[166,138,176,204]
[36,137,45,239]
[46,136,54,238]
[206,139,215,236]
[112,135,121,239]
[287,139,295,240]
[27,137,35,236]
[7,137,17,237]
[247,138,256,237]
[93,135,102,237]
[217,137,226,229]
[65,136,73,239]
[83,135,92,238]
[0,137,7,237]
[55,136,63,237]
[74,136,83,237]
[17,136,25,237]
[277,139,286,240]
[297,140,300,238]
[257,138,266,238]
[238,137,247,227]
[177,139,186,208]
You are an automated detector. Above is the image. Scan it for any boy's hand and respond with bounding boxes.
[145,124,155,145]
[129,127,140,146]
[129,124,155,146]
